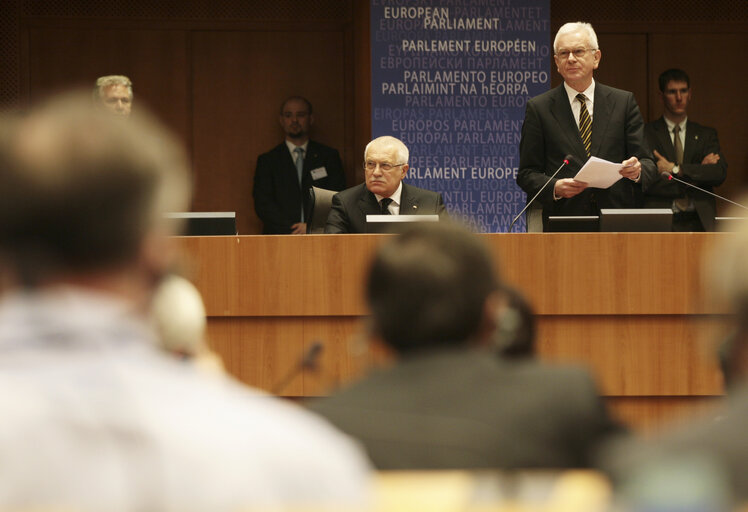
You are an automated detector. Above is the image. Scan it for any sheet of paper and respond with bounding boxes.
[573,156,624,189]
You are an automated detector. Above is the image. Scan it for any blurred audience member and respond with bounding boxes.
[150,274,224,375]
[310,222,622,469]
[493,285,537,359]
[0,92,370,511]
[603,205,748,507]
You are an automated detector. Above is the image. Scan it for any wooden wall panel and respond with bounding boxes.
[25,26,190,144]
[607,396,722,435]
[191,29,348,235]
[536,316,724,396]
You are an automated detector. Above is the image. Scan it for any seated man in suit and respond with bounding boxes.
[325,135,446,233]
[643,68,727,231]
[516,22,655,229]
[253,96,346,234]
[309,222,623,469]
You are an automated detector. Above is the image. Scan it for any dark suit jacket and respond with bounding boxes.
[603,383,748,503]
[309,349,622,470]
[324,183,447,234]
[253,140,346,234]
[643,117,727,231]
[517,83,656,224]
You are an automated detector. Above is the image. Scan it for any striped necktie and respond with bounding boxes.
[576,93,592,157]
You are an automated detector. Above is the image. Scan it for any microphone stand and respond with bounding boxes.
[509,156,573,232]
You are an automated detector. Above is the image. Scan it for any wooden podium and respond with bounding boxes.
[174,233,726,432]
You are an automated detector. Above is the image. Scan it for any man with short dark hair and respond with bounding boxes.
[643,68,727,231]
[310,222,622,469]
[324,135,446,233]
[0,93,370,511]
[253,96,346,234]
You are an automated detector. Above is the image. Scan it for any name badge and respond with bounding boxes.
[310,167,328,180]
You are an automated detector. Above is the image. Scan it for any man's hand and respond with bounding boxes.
[652,150,675,174]
[620,156,642,181]
[702,152,720,165]
[553,178,588,199]
[290,222,307,235]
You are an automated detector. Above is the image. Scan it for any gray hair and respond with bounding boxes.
[365,136,409,165]
[93,75,133,101]
[553,22,599,54]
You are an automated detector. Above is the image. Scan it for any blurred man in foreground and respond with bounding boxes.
[310,222,621,468]
[604,208,748,508]
[93,74,133,117]
[0,93,370,511]
[325,135,447,233]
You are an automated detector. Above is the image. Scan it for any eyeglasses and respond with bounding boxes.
[364,161,406,172]
[555,48,597,60]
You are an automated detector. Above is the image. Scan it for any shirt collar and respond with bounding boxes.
[664,116,687,132]
[563,79,595,105]
[374,181,403,206]
[285,140,309,156]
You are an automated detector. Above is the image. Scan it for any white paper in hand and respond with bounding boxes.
[573,156,624,189]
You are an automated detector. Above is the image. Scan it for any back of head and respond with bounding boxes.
[0,92,190,285]
[366,222,500,354]
[658,68,690,92]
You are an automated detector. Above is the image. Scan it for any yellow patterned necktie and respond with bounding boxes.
[577,93,592,157]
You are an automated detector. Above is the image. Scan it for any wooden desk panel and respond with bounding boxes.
[175,233,728,431]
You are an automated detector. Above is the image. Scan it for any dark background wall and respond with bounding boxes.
[1,0,746,234]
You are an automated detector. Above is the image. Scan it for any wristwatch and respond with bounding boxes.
[671,165,680,175]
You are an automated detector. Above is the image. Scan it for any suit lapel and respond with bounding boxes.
[683,121,701,164]
[549,86,587,160]
[653,117,676,162]
[303,141,320,174]
[357,185,381,218]
[280,143,302,191]
[399,185,419,215]
[590,85,614,158]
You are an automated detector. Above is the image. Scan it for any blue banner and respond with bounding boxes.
[371,0,550,232]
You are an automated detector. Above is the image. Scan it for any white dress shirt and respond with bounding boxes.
[0,287,371,512]
[373,181,403,215]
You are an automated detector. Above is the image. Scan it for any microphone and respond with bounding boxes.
[509,155,574,232]
[661,171,748,211]
[271,341,325,395]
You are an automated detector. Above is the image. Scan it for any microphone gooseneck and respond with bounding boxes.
[509,155,574,232]
[661,171,748,211]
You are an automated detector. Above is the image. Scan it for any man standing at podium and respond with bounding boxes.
[253,96,346,234]
[517,22,655,227]
[325,135,446,233]
[643,69,727,231]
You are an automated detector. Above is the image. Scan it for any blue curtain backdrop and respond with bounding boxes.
[370,0,550,232]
